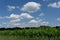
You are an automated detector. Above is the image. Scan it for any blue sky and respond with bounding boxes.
[0,0,60,28]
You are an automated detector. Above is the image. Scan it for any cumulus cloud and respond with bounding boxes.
[41,21,49,25]
[28,19,49,27]
[57,24,60,26]
[21,2,41,13]
[39,13,45,16]
[0,12,33,24]
[57,18,60,21]
[6,13,33,19]
[1,19,49,28]
[6,13,33,26]
[8,13,20,19]
[5,22,20,28]
[7,5,16,11]
[10,19,20,23]
[48,2,60,8]
[0,13,34,28]
[0,12,49,28]
[20,13,34,19]
[29,20,38,23]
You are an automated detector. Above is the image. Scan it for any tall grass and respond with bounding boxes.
[0,26,59,37]
[0,26,60,40]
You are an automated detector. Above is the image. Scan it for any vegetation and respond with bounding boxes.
[0,26,60,40]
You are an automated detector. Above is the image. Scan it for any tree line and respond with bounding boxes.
[0,26,60,30]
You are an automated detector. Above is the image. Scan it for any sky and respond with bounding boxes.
[0,0,60,28]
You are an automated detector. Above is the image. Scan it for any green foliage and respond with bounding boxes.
[0,26,60,40]
[0,26,59,36]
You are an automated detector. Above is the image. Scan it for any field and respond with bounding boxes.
[0,26,60,40]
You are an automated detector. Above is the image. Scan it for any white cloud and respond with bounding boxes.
[10,19,20,23]
[29,20,38,23]
[8,13,20,19]
[5,14,19,19]
[2,13,34,28]
[41,21,49,25]
[6,13,33,19]
[20,13,34,19]
[7,5,16,11]
[28,19,49,27]
[6,22,20,28]
[57,18,60,21]
[0,13,49,28]
[57,24,60,26]
[39,13,45,16]
[48,2,60,8]
[21,2,41,13]
[1,19,49,28]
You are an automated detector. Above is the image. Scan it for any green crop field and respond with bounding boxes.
[0,26,60,40]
